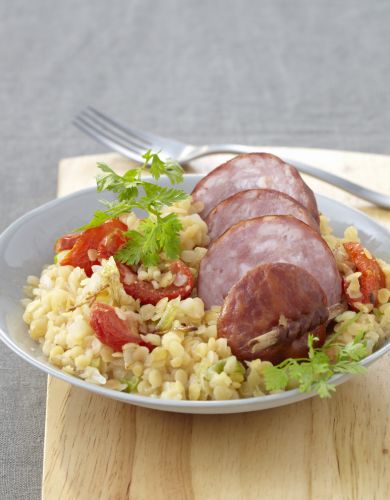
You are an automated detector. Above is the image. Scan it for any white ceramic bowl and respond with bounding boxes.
[1,174,389,414]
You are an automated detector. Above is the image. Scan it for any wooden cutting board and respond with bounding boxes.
[43,147,390,500]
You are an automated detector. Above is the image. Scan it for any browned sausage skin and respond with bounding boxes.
[217,263,328,364]
[198,215,342,309]
[206,188,320,241]
[192,153,319,221]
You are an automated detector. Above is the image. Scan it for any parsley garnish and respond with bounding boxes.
[263,323,368,398]
[78,150,188,265]
[116,213,182,267]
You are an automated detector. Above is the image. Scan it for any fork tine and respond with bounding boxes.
[81,109,150,151]
[87,106,161,148]
[73,116,145,163]
[78,110,148,153]
[75,113,148,156]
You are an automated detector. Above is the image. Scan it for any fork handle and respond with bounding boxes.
[196,144,390,209]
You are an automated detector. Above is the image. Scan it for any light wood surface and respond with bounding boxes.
[43,148,390,500]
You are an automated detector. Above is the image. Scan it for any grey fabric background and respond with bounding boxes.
[1,1,389,498]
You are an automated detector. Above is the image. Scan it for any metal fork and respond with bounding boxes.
[73,107,390,209]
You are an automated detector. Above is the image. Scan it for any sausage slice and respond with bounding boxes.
[206,189,319,241]
[192,153,318,221]
[217,263,328,363]
[198,215,341,308]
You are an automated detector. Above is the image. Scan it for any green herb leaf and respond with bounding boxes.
[76,209,113,231]
[96,163,141,202]
[115,229,153,266]
[116,213,183,266]
[136,184,188,215]
[263,331,368,398]
[314,379,336,398]
[155,213,182,260]
[164,158,184,184]
[76,201,134,231]
[74,150,187,264]
[148,152,167,180]
[263,364,289,392]
[142,150,184,184]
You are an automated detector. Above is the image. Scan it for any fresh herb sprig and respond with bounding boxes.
[117,213,183,267]
[263,323,368,398]
[78,150,188,265]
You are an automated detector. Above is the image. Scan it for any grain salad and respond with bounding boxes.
[21,152,390,400]
[22,199,390,400]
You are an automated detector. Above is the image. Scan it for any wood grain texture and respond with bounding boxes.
[44,148,390,500]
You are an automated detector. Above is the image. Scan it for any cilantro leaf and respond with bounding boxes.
[315,380,336,398]
[76,210,113,231]
[157,213,182,260]
[75,150,187,265]
[99,199,134,214]
[96,163,141,202]
[115,213,183,266]
[142,150,184,184]
[164,158,184,184]
[76,200,134,231]
[115,230,149,266]
[263,365,289,392]
[262,331,368,399]
[96,163,124,192]
[148,152,167,180]
[141,183,188,208]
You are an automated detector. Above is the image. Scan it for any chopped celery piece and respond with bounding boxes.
[121,376,140,393]
[156,297,180,331]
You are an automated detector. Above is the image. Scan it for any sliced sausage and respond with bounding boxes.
[206,189,319,241]
[198,215,341,308]
[217,263,328,363]
[192,153,318,221]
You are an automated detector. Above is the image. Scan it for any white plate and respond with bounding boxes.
[0,174,389,414]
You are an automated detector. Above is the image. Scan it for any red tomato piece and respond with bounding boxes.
[343,242,386,307]
[96,229,127,260]
[118,260,195,305]
[90,302,150,352]
[60,219,127,276]
[54,232,82,253]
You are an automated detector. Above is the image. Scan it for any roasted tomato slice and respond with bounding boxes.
[96,229,127,260]
[90,302,151,352]
[54,232,82,253]
[343,242,386,307]
[117,260,195,305]
[60,219,127,276]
